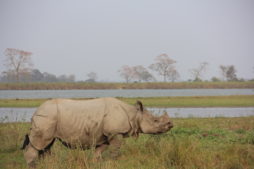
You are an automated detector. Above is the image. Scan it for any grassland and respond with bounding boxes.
[0,117,254,169]
[0,81,253,90]
[1,95,254,108]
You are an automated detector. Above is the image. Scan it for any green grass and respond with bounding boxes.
[0,81,253,90]
[0,117,254,169]
[0,99,47,108]
[1,95,254,108]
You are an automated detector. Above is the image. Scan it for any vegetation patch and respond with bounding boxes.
[0,117,254,169]
[0,95,254,108]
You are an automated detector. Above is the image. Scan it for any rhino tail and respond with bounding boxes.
[21,134,30,150]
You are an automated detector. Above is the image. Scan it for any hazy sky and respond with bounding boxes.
[1,0,254,81]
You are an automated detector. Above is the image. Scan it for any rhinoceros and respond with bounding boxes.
[22,97,173,167]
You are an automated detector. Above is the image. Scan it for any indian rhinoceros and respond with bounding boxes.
[22,97,173,167]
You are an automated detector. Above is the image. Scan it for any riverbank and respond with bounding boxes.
[1,117,253,169]
[0,95,254,108]
[0,81,254,90]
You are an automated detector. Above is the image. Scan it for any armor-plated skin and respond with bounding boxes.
[22,97,173,167]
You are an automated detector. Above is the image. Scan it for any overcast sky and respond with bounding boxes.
[0,0,254,81]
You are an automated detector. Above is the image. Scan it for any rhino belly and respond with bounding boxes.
[55,127,107,148]
[55,113,107,147]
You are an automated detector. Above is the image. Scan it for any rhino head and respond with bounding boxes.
[136,101,173,134]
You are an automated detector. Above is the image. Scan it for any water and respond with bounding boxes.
[0,89,253,99]
[150,107,254,118]
[1,107,254,123]
[0,108,36,123]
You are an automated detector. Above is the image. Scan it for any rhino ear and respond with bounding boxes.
[136,100,144,112]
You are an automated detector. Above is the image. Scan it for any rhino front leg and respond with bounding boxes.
[107,134,124,159]
[94,134,124,160]
[94,144,108,160]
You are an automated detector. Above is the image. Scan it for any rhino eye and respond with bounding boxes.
[154,119,159,122]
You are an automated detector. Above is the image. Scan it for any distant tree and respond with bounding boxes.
[57,74,75,82]
[118,65,135,83]
[0,71,16,82]
[219,65,238,81]
[149,54,178,82]
[211,77,221,82]
[251,67,254,81]
[58,75,68,82]
[226,65,237,81]
[132,65,155,82]
[86,72,97,82]
[3,48,33,82]
[30,69,44,82]
[0,67,77,83]
[190,62,208,81]
[42,72,58,82]
[68,74,75,82]
[219,65,227,81]
[167,69,180,82]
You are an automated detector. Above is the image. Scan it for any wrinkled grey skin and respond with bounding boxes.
[21,97,173,167]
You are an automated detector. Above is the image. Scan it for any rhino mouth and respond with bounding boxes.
[155,124,173,134]
[168,124,174,129]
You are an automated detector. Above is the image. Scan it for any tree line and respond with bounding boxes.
[118,53,179,83]
[0,48,251,83]
[1,48,76,83]
[118,53,241,83]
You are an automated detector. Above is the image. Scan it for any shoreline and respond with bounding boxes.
[0,81,253,90]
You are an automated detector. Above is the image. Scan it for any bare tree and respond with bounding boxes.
[190,62,208,81]
[219,65,227,81]
[167,69,180,82]
[3,48,33,82]
[118,65,135,83]
[149,54,178,82]
[220,65,237,81]
[132,65,154,82]
[226,66,238,81]
[86,72,97,82]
